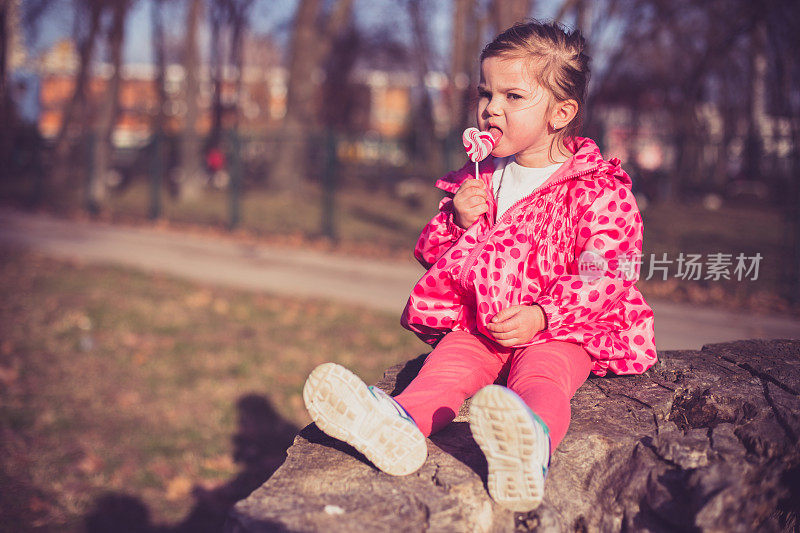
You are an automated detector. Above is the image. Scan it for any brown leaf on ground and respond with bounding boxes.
[78,453,105,475]
[0,364,19,386]
[202,454,236,474]
[166,476,193,502]
[185,291,212,308]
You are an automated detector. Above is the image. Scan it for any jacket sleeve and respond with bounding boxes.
[413,195,466,269]
[534,179,643,333]
[413,163,475,269]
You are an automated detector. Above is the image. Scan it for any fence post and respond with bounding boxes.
[794,173,800,305]
[321,129,337,241]
[31,134,44,207]
[149,131,163,220]
[446,129,458,172]
[85,132,99,215]
[228,130,242,231]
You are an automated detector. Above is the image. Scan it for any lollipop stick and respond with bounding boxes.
[475,161,479,179]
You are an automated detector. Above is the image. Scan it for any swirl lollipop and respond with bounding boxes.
[463,127,497,178]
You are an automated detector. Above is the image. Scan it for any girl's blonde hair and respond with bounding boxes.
[480,19,590,153]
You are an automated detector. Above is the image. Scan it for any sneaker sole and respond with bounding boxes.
[303,362,427,476]
[469,385,546,512]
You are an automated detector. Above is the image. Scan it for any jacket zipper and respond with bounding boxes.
[457,165,599,291]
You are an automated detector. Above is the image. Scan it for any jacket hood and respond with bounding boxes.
[435,136,632,194]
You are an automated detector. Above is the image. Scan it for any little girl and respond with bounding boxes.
[303,20,657,512]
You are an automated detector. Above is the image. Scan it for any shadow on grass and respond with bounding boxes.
[84,394,298,533]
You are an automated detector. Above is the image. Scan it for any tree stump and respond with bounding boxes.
[227,339,800,532]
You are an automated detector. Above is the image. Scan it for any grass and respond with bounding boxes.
[637,198,798,314]
[24,178,444,261]
[0,248,424,532]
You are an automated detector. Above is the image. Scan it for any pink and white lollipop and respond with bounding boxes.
[463,127,497,178]
[463,127,496,162]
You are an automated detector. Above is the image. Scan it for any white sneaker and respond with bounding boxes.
[469,385,551,512]
[303,362,427,476]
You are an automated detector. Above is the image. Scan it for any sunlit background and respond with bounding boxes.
[2,0,799,531]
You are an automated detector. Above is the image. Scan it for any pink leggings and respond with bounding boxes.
[394,330,593,450]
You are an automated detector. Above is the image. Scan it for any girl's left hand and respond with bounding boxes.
[487,305,546,347]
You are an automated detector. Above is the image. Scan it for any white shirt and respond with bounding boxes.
[492,156,564,219]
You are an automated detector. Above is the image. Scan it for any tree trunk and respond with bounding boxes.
[178,0,205,201]
[270,0,353,193]
[743,18,766,182]
[52,0,104,188]
[574,0,591,35]
[151,0,168,135]
[88,0,128,212]
[449,0,480,136]
[270,0,320,192]
[407,0,440,176]
[0,0,13,182]
[229,6,249,132]
[209,3,223,150]
[490,0,531,34]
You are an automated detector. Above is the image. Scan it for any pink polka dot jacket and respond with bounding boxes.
[400,137,657,376]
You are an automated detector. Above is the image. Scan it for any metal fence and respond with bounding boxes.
[13,129,465,238]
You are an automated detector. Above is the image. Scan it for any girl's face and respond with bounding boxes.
[477,56,561,167]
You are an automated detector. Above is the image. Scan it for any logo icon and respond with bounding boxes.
[578,250,606,283]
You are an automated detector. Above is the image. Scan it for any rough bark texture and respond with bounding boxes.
[449,0,481,136]
[490,0,532,34]
[52,0,104,188]
[88,0,128,212]
[177,0,204,202]
[227,339,800,532]
[270,0,353,192]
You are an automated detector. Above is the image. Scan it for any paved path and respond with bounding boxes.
[1,207,798,351]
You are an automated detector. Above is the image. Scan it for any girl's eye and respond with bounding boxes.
[478,90,491,99]
[507,93,522,101]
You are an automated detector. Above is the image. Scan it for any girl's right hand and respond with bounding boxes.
[453,179,489,229]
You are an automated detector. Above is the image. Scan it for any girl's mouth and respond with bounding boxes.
[487,126,503,144]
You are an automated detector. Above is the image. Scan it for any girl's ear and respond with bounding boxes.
[549,99,579,130]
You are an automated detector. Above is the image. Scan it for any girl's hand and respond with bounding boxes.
[487,305,547,347]
[453,179,489,229]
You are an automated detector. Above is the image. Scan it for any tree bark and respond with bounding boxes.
[151,0,168,135]
[407,0,440,176]
[228,0,253,132]
[0,0,13,182]
[88,0,128,212]
[231,341,800,533]
[490,0,531,34]
[270,0,353,193]
[449,0,480,136]
[178,0,205,201]
[743,17,766,182]
[52,0,104,188]
[208,0,224,149]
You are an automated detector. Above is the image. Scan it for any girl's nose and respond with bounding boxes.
[483,99,501,117]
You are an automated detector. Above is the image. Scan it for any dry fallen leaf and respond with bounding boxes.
[185,291,212,308]
[213,299,230,315]
[0,364,19,386]
[202,454,236,473]
[165,476,193,501]
[78,453,105,475]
